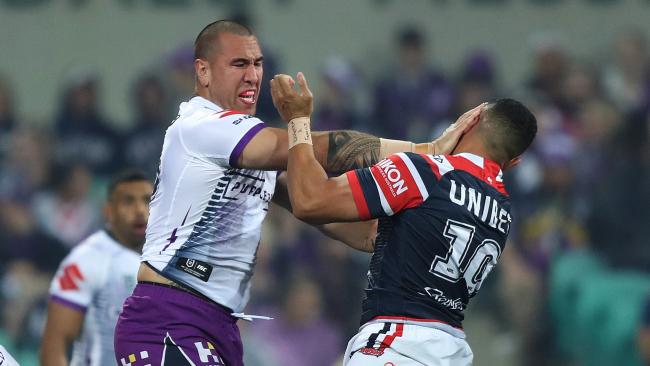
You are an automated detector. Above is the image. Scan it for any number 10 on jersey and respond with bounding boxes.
[430,219,502,296]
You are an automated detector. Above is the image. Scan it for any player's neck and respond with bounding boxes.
[108,229,143,253]
[452,137,484,157]
[195,88,211,103]
[452,138,499,166]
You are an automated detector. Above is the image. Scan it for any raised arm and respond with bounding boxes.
[235,126,381,172]
[270,72,484,224]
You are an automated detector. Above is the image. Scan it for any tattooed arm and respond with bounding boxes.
[312,131,381,174]
[314,101,489,173]
[236,127,384,172]
[312,118,487,174]
[238,100,477,173]
[237,127,386,172]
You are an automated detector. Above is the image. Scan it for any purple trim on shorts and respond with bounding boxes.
[229,122,266,167]
[50,295,87,313]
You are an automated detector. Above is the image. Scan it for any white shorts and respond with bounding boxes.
[343,321,473,366]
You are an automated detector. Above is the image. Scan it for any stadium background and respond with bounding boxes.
[1,0,650,365]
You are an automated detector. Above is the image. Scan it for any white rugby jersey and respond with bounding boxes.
[48,230,140,366]
[141,96,276,313]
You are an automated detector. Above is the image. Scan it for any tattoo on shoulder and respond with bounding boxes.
[326,131,380,174]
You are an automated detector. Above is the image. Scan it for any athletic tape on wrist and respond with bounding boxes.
[379,138,415,158]
[428,142,436,155]
[288,117,313,149]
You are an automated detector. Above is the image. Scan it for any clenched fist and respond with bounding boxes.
[270,72,313,123]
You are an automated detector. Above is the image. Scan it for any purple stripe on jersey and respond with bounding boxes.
[50,295,87,313]
[229,122,266,167]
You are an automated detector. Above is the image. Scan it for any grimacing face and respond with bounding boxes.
[207,32,263,115]
[105,180,153,250]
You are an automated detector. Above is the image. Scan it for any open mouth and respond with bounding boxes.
[238,90,256,105]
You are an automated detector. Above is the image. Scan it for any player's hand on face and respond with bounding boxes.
[431,102,486,155]
[270,72,314,123]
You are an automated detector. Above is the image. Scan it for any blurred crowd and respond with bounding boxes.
[1,23,649,366]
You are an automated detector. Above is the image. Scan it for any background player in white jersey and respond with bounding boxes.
[114,20,480,366]
[39,171,152,366]
[271,73,537,365]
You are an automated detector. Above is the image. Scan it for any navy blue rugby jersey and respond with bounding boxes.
[345,152,512,329]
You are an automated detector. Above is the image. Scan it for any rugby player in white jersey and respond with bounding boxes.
[114,20,481,366]
[39,171,152,366]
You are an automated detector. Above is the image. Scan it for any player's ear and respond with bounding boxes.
[195,59,210,87]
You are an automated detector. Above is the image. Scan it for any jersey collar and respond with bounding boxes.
[189,96,224,112]
[453,152,507,196]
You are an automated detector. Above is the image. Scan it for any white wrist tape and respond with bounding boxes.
[379,138,415,158]
[427,142,436,155]
[288,117,313,149]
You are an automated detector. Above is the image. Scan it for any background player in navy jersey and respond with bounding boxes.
[272,73,537,365]
[115,19,482,366]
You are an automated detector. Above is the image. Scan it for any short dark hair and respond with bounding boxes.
[107,170,150,199]
[194,19,254,60]
[481,98,537,162]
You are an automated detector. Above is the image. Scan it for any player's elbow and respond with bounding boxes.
[290,181,346,224]
[292,199,331,225]
[351,239,375,253]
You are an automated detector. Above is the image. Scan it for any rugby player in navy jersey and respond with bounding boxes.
[272,73,537,365]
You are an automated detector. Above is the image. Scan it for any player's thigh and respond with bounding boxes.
[343,323,423,366]
[344,322,473,366]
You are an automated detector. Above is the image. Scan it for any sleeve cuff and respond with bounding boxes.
[229,122,266,168]
[50,295,87,313]
[346,171,371,220]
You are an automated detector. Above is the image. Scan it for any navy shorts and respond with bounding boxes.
[114,282,243,366]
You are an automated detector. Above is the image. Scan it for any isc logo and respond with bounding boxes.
[187,260,207,272]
